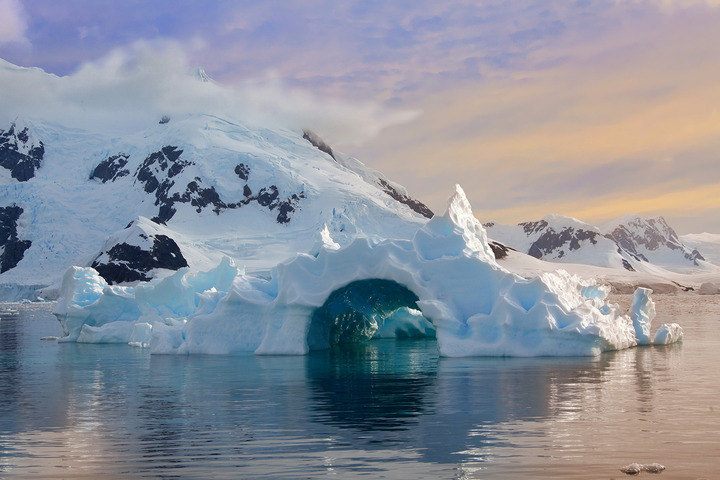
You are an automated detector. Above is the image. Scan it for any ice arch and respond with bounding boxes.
[307,279,435,350]
[54,185,683,356]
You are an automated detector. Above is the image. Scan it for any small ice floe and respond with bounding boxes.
[653,323,683,345]
[620,462,666,475]
[40,336,59,341]
[642,464,666,474]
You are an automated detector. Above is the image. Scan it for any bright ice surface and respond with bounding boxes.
[653,323,683,345]
[54,186,683,357]
[630,287,655,345]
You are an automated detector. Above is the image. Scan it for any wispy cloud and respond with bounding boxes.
[0,39,419,143]
[347,2,720,232]
[616,0,720,10]
[0,0,28,45]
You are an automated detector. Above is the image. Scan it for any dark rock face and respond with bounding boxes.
[604,227,649,262]
[135,146,190,193]
[303,129,434,219]
[0,205,32,273]
[519,221,600,259]
[521,220,548,236]
[234,163,250,181]
[377,179,434,219]
[130,146,305,224]
[91,223,188,284]
[604,216,705,266]
[489,241,511,260]
[90,154,130,182]
[0,123,45,182]
[303,129,336,160]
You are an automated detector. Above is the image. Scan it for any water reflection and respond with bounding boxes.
[0,302,716,479]
[306,340,438,431]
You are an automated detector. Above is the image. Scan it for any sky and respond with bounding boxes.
[1,0,719,233]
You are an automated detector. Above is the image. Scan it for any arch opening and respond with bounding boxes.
[307,279,435,351]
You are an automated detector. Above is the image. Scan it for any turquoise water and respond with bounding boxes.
[1,298,719,479]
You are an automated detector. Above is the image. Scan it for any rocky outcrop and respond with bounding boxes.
[521,221,600,259]
[377,178,433,219]
[603,216,704,266]
[303,130,336,160]
[89,154,130,182]
[0,122,44,181]
[303,130,433,219]
[489,241,510,260]
[89,146,306,225]
[90,218,188,284]
[0,204,31,273]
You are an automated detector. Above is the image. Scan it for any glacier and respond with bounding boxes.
[53,186,682,357]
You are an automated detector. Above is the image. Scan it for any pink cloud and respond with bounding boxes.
[0,0,28,44]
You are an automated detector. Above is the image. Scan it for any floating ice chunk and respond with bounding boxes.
[373,307,436,339]
[40,336,59,341]
[185,257,240,294]
[54,266,106,318]
[653,323,683,345]
[620,463,642,475]
[135,267,195,317]
[620,462,666,475]
[128,322,153,347]
[630,287,655,345]
[53,185,681,357]
[150,321,187,354]
[54,267,139,341]
[77,321,135,343]
[642,463,666,473]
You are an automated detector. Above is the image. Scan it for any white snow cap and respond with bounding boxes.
[414,184,496,263]
[630,287,655,345]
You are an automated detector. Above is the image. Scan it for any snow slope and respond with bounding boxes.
[0,114,433,291]
[681,233,720,266]
[601,215,707,272]
[494,245,720,294]
[485,214,637,271]
[54,186,682,357]
[485,214,718,276]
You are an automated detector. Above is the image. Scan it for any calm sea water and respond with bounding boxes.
[1,296,718,479]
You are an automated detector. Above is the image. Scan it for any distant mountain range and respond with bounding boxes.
[484,213,715,274]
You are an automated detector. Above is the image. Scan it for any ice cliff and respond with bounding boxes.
[53,186,682,357]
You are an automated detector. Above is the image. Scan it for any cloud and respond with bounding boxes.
[0,39,419,144]
[0,0,28,44]
[617,0,720,9]
[474,182,720,226]
[345,2,720,233]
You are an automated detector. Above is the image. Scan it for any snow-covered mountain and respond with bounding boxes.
[485,213,714,274]
[681,232,720,266]
[484,214,637,271]
[600,215,705,272]
[0,114,434,291]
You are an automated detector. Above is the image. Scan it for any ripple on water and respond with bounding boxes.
[0,296,719,479]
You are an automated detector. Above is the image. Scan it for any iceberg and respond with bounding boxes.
[54,185,683,357]
[653,323,683,345]
[630,287,655,345]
